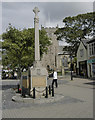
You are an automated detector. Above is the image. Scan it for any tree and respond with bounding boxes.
[55,12,95,55]
[2,24,51,78]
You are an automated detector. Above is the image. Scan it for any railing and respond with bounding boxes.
[32,85,54,99]
[17,84,55,99]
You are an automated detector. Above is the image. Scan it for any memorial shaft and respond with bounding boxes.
[33,7,40,61]
[30,7,48,90]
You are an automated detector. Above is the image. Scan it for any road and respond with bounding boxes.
[1,76,94,118]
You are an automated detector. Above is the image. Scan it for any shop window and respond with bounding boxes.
[92,63,95,77]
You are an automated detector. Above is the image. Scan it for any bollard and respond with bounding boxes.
[52,85,54,97]
[49,85,51,95]
[17,84,20,93]
[21,87,26,98]
[28,88,30,96]
[22,92,25,98]
[22,91,25,98]
[33,87,35,99]
[45,86,48,98]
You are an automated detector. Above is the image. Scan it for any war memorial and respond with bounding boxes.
[12,7,62,102]
[2,3,94,119]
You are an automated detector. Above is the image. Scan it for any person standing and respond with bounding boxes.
[52,68,58,88]
[14,72,17,79]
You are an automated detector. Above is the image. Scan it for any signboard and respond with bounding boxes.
[32,76,47,87]
[22,78,27,88]
[22,71,29,88]
[87,58,95,64]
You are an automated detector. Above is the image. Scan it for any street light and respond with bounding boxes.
[28,67,31,96]
[70,55,73,80]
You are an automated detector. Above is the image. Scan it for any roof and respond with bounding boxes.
[81,39,89,49]
[87,36,95,44]
[58,46,70,55]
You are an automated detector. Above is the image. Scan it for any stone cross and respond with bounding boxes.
[33,7,40,61]
[33,7,40,18]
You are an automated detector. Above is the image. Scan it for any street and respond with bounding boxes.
[1,76,94,118]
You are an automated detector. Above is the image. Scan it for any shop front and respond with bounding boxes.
[87,58,95,78]
[79,60,88,77]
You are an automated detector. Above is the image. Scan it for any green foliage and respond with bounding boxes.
[2,24,51,71]
[55,12,95,55]
[39,29,51,56]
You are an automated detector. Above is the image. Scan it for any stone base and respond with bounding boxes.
[30,60,48,89]
[12,93,64,104]
[30,61,48,98]
[30,87,46,98]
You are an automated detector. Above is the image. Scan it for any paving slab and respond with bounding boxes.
[2,76,94,118]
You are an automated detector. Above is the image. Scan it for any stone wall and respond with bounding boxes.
[77,42,88,68]
[41,27,59,70]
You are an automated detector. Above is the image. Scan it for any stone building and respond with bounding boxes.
[77,39,88,77]
[87,37,95,79]
[77,37,95,79]
[41,26,59,70]
[57,46,71,75]
[41,26,71,74]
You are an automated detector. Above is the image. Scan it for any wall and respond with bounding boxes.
[87,41,95,78]
[41,27,59,70]
[77,42,88,68]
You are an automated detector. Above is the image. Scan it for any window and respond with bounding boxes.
[80,49,84,57]
[92,43,94,55]
[89,44,91,56]
[94,43,95,54]
[62,57,68,67]
[89,42,95,56]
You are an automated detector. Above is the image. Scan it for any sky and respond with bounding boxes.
[0,1,94,45]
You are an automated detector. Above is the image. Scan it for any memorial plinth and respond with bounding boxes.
[30,66,48,88]
[30,7,48,92]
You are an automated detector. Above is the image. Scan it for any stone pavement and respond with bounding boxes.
[2,76,94,118]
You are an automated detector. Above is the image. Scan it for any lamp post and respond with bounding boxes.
[70,55,73,80]
[28,67,31,96]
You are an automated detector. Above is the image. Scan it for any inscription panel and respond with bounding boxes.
[22,79,27,88]
[32,76,46,87]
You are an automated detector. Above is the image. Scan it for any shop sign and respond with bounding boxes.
[87,59,95,64]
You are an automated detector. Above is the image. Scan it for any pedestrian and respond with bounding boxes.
[52,68,58,88]
[14,72,17,79]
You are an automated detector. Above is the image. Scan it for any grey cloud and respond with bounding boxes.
[41,2,93,21]
[94,1,95,11]
[2,2,93,33]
